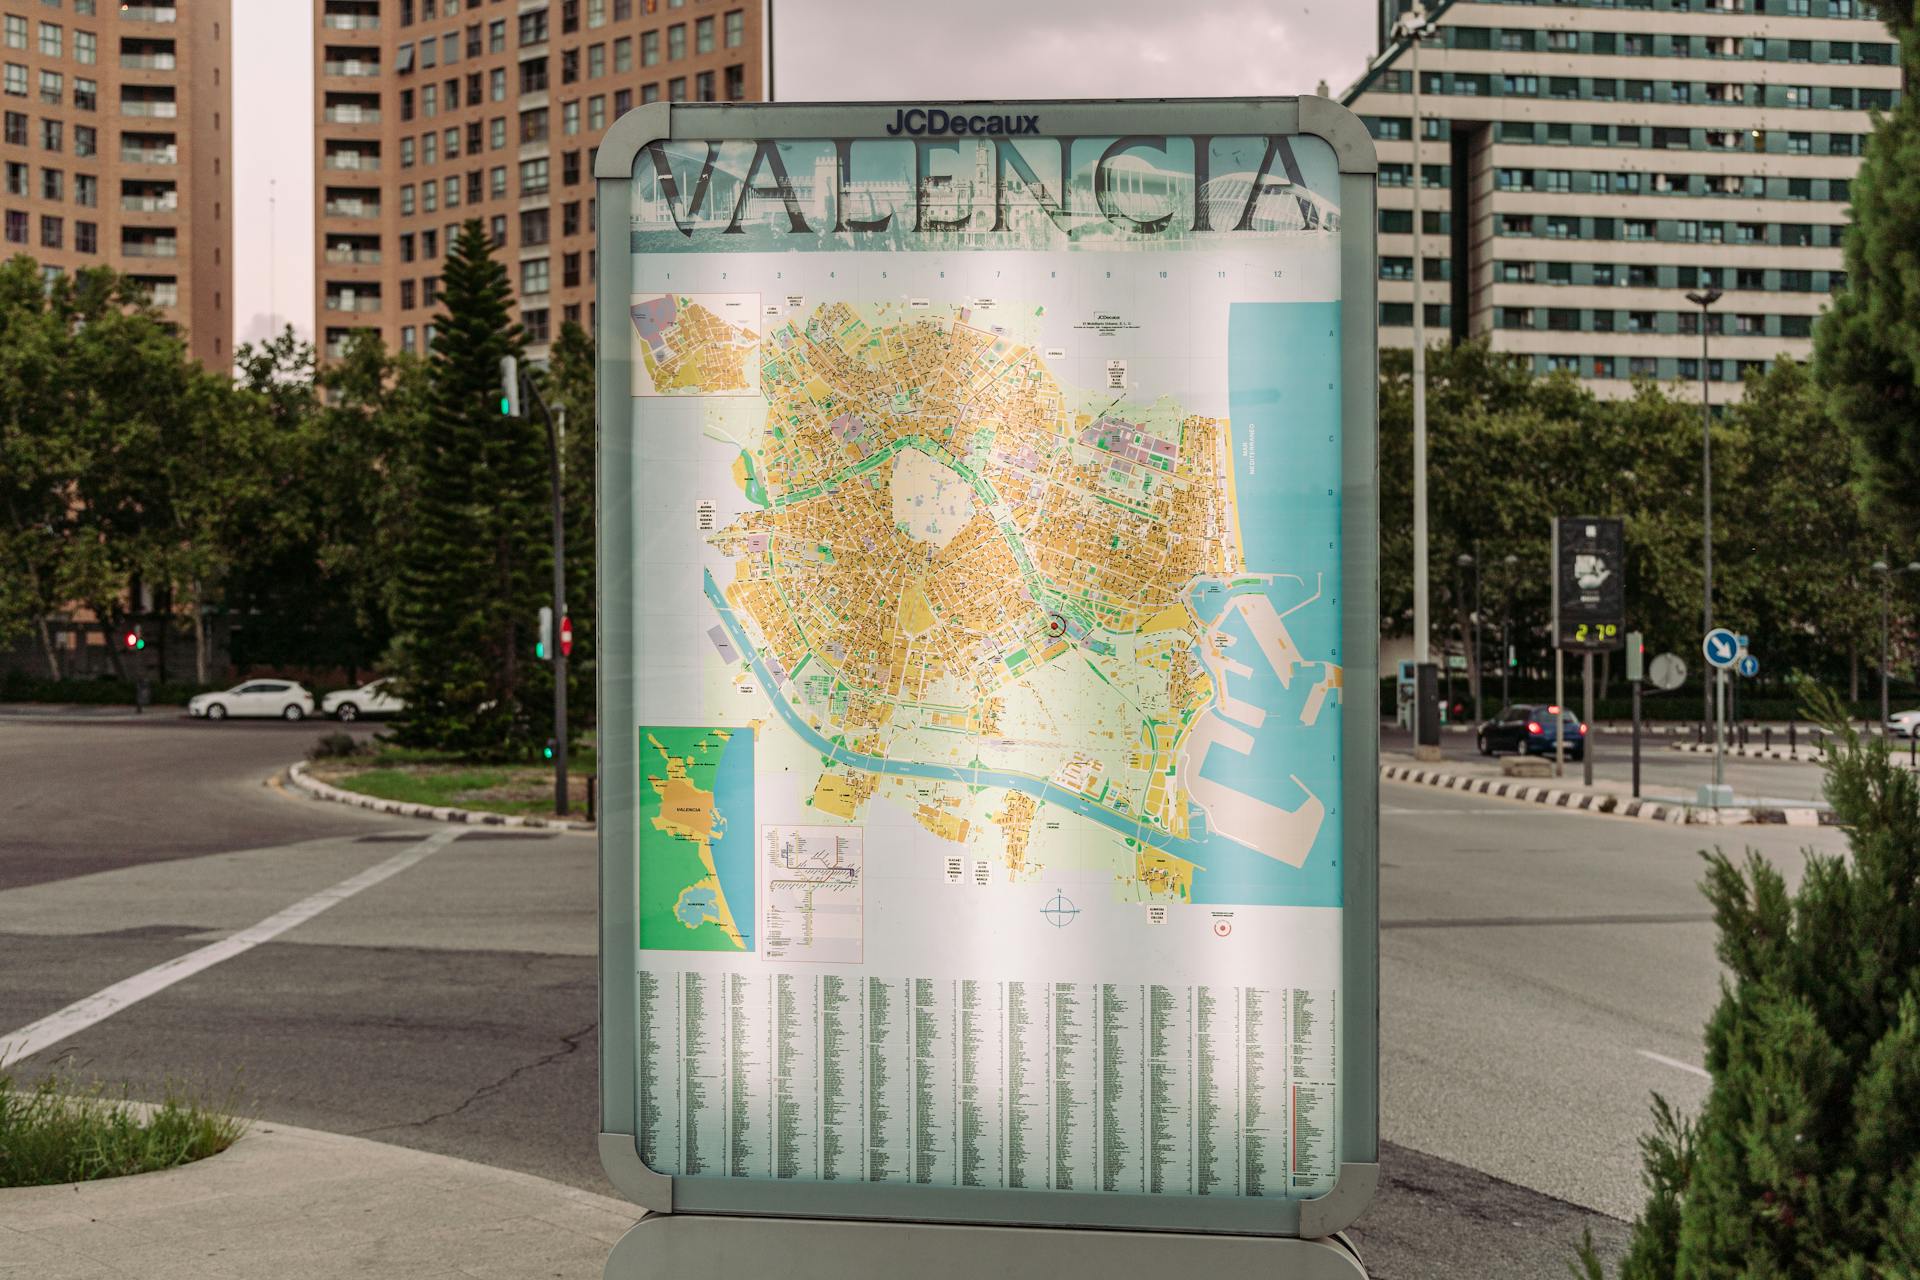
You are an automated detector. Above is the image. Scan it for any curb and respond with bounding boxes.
[1666,742,1823,761]
[286,760,595,832]
[1379,764,1838,827]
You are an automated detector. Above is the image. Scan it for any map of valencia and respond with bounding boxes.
[630,295,1343,927]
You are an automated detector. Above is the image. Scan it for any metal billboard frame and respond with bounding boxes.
[594,96,1380,1239]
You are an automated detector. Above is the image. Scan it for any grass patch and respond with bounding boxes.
[0,1071,249,1188]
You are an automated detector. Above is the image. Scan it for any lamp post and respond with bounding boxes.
[1686,282,1721,727]
[1870,559,1920,738]
[1502,553,1518,713]
[1398,0,1440,758]
[1458,551,1481,725]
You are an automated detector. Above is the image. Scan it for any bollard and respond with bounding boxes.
[1765,727,1772,753]
[587,774,597,823]
[1789,721,1797,759]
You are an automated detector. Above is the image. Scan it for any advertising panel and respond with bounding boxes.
[1552,516,1626,652]
[596,100,1379,1238]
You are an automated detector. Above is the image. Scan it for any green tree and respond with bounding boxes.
[390,220,550,757]
[1814,20,1920,543]
[1581,693,1920,1277]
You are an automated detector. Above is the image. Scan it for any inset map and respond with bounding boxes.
[760,825,862,963]
[630,292,761,397]
[639,726,755,951]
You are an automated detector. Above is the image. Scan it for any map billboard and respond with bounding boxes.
[595,100,1379,1238]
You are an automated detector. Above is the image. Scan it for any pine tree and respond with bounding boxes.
[391,220,550,758]
[545,319,595,730]
[1813,20,1920,542]
[1582,687,1920,1277]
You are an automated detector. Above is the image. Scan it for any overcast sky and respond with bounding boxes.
[233,0,1377,349]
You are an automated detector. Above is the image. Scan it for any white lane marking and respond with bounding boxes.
[1638,1049,1710,1080]
[0,829,458,1069]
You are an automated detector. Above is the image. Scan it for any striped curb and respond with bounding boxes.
[1666,741,1825,761]
[1378,764,1838,827]
[286,760,595,832]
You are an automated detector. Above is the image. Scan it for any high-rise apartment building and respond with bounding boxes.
[1348,0,1900,399]
[314,0,766,361]
[0,0,232,368]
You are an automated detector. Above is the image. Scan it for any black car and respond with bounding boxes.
[1477,704,1587,760]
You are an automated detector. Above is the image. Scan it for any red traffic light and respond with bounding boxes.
[559,615,573,658]
[123,629,144,651]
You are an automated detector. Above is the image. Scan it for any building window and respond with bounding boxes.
[519,157,549,194]
[562,100,580,135]
[562,201,580,235]
[588,0,606,26]
[695,70,714,101]
[616,87,633,113]
[523,307,550,344]
[489,19,506,52]
[519,58,547,93]
[490,165,507,197]
[423,132,438,165]
[38,117,57,150]
[2,111,21,145]
[40,214,60,248]
[521,107,548,143]
[491,68,506,101]
[491,116,506,149]
[668,77,685,102]
[725,9,744,47]
[74,29,94,64]
[3,209,23,242]
[1,16,22,50]
[489,214,506,247]
[423,84,437,116]
[561,47,578,83]
[562,149,580,185]
[668,23,685,59]
[614,36,632,72]
[37,70,59,104]
[696,16,714,53]
[41,167,60,200]
[725,63,744,100]
[422,180,437,212]
[588,95,606,130]
[521,207,550,244]
[401,280,416,310]
[518,10,548,45]
[1784,85,1811,108]
[521,257,550,294]
[5,161,25,195]
[74,173,94,206]
[401,184,416,215]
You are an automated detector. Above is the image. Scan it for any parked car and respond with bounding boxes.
[1888,709,1920,739]
[322,679,405,722]
[1477,704,1587,760]
[187,680,316,722]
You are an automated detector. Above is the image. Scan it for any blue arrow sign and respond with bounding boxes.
[1703,627,1740,669]
[1737,654,1760,678]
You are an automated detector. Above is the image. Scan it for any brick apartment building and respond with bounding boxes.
[314,0,767,362]
[0,0,232,368]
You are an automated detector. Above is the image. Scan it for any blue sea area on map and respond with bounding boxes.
[708,731,757,949]
[1173,301,1345,907]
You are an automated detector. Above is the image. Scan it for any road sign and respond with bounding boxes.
[1737,653,1759,678]
[1551,516,1625,651]
[1649,653,1687,691]
[594,98,1382,1252]
[1703,627,1740,669]
[1625,631,1644,683]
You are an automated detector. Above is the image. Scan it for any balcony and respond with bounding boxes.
[323,199,380,219]
[323,59,380,78]
[122,239,180,259]
[120,53,178,71]
[325,293,382,314]
[321,13,379,30]
[121,99,179,119]
[324,245,383,265]
[120,6,178,21]
[121,193,179,213]
[121,146,180,165]
[324,152,381,172]
[323,104,382,125]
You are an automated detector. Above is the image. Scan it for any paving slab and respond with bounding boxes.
[0,1119,640,1280]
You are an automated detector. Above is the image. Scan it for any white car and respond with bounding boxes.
[322,679,405,722]
[1889,710,1920,739]
[188,680,316,722]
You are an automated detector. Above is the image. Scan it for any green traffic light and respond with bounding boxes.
[136,639,145,650]
[535,642,546,659]
[499,396,511,414]
[543,745,555,760]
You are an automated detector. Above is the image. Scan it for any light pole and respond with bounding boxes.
[1458,551,1481,724]
[1870,559,1920,738]
[1398,1,1439,758]
[1686,282,1721,727]
[1502,553,1518,713]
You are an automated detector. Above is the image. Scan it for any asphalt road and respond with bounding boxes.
[0,719,1855,1277]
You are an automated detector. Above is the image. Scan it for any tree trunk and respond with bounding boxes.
[1850,643,1860,702]
[98,610,127,681]
[191,580,208,686]
[1600,649,1612,704]
[36,615,62,681]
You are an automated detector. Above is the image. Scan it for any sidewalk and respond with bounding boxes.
[0,1121,639,1279]
[1380,751,1837,826]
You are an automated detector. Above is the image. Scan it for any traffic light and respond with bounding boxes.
[536,605,552,660]
[499,355,521,417]
[559,614,573,658]
[123,626,145,651]
[543,738,556,761]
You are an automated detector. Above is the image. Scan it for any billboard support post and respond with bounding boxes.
[595,97,1379,1277]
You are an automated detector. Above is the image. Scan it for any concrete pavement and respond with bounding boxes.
[0,1119,640,1280]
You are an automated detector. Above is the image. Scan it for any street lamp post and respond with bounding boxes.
[1502,553,1518,713]
[1458,551,1481,725]
[1398,1,1440,759]
[1870,559,1920,738]
[1686,282,1721,728]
